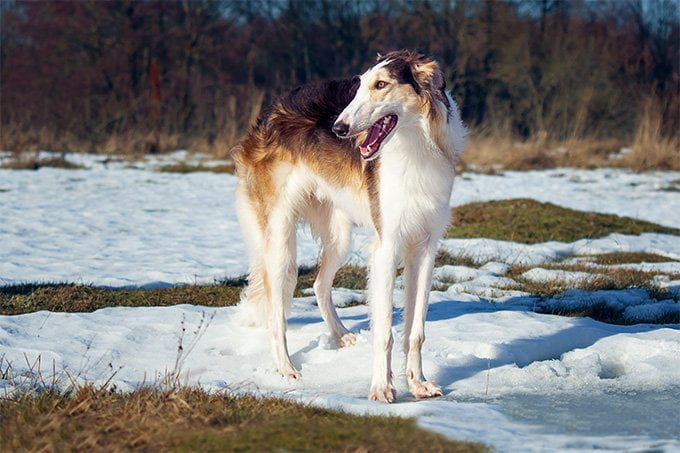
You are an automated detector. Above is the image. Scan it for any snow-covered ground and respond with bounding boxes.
[1,151,678,286]
[1,151,679,451]
[1,298,678,451]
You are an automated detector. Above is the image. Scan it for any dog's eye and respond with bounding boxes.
[375,80,388,89]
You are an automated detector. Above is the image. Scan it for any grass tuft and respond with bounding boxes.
[461,136,629,172]
[0,387,484,452]
[589,252,676,265]
[158,162,235,174]
[447,199,679,243]
[295,265,368,296]
[508,263,676,297]
[434,250,483,268]
[0,281,245,316]
[0,155,83,170]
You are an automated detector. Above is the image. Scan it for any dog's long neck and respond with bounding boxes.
[365,111,459,242]
[380,109,458,174]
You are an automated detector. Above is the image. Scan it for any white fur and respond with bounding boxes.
[236,61,467,401]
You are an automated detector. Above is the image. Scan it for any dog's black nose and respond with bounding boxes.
[332,121,349,137]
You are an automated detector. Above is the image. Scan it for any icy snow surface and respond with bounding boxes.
[1,298,678,451]
[1,152,679,451]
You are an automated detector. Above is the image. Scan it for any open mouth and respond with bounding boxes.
[359,114,398,160]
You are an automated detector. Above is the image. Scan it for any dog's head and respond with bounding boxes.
[333,50,448,160]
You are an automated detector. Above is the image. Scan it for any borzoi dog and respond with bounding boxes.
[232,50,466,402]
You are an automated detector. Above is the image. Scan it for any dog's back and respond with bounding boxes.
[233,78,360,172]
[231,78,372,332]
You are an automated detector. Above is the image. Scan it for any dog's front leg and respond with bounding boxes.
[403,238,442,398]
[368,237,397,402]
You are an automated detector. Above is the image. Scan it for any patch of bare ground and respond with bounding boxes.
[588,252,677,265]
[507,263,677,296]
[295,265,368,296]
[0,386,483,452]
[447,199,679,243]
[0,280,245,316]
[0,154,83,170]
[158,162,235,174]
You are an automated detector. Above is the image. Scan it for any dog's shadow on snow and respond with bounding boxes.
[286,288,678,388]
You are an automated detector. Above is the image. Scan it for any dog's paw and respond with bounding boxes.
[409,380,442,399]
[279,365,301,380]
[369,384,397,403]
[337,332,356,348]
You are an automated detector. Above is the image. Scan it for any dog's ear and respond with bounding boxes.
[413,60,445,92]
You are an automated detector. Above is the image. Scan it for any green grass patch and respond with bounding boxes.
[0,387,483,452]
[0,279,246,316]
[589,252,675,265]
[158,162,235,174]
[434,250,482,268]
[506,264,656,297]
[446,199,679,243]
[0,156,83,170]
[507,263,671,297]
[295,265,368,296]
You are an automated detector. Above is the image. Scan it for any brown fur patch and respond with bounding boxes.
[364,159,382,237]
[232,78,380,234]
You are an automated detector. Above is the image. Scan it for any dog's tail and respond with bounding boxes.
[235,260,270,328]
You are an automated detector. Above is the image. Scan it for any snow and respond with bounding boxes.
[442,233,680,265]
[1,152,678,286]
[1,152,680,451]
[521,268,598,284]
[1,298,678,451]
[613,262,680,274]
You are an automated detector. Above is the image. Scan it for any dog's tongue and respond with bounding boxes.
[359,123,383,157]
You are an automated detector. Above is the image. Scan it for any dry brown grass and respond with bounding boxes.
[461,134,627,172]
[621,100,680,171]
[0,386,483,452]
[589,252,676,265]
[0,127,238,157]
[159,162,236,174]
[0,153,84,170]
[507,263,677,298]
[0,281,245,315]
[3,99,676,171]
[0,126,81,154]
[295,265,368,296]
[447,199,679,243]
[462,107,678,172]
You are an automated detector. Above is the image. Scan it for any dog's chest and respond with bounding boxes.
[378,153,454,234]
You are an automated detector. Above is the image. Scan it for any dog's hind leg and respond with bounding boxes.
[403,237,442,399]
[264,204,300,379]
[307,204,356,348]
